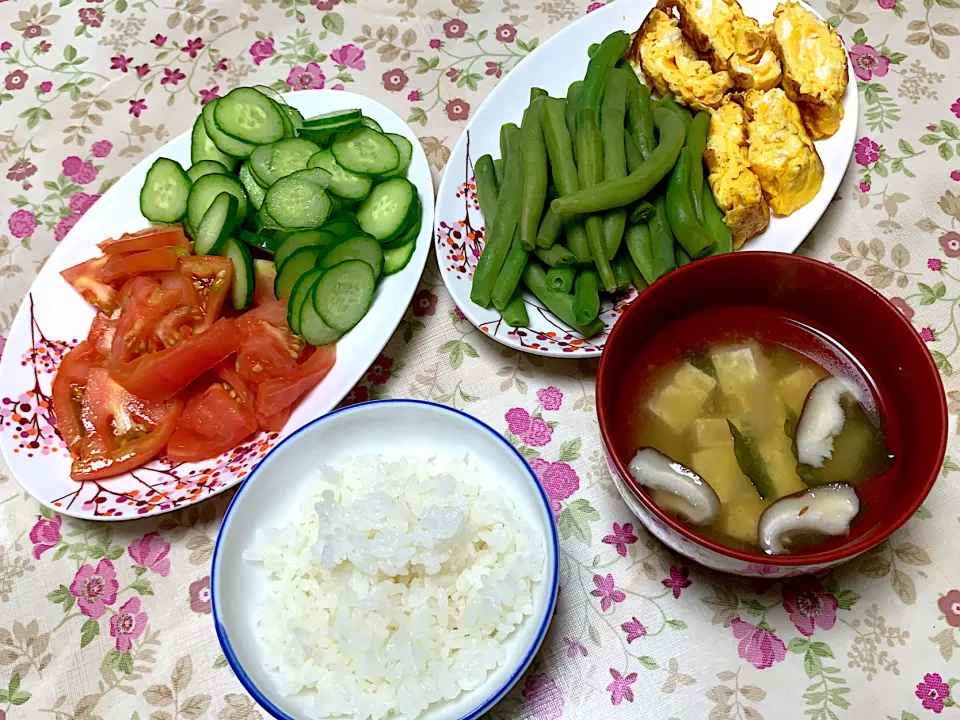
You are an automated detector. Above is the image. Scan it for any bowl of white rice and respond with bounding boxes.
[211,399,560,720]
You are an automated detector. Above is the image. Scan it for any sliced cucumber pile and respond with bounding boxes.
[139,85,422,346]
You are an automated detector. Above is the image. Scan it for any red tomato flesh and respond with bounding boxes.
[97,225,190,255]
[166,381,258,463]
[99,247,185,284]
[257,344,336,418]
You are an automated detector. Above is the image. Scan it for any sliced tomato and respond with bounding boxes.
[99,247,186,284]
[52,341,100,453]
[97,225,190,255]
[61,256,118,314]
[110,317,241,401]
[257,344,336,418]
[87,313,117,359]
[154,306,203,348]
[256,405,292,433]
[166,381,258,463]
[216,361,256,407]
[180,256,232,330]
[235,299,303,384]
[110,276,185,365]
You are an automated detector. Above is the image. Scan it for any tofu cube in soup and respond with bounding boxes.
[715,493,769,544]
[710,344,770,416]
[691,446,754,504]
[756,432,807,496]
[777,366,821,415]
[647,363,717,433]
[695,418,734,448]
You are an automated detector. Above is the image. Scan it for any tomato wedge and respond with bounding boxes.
[61,256,118,314]
[235,299,303,384]
[166,381,258,463]
[99,247,186,284]
[52,341,100,453]
[257,344,336,418]
[110,317,241,401]
[87,313,117,359]
[110,276,185,365]
[179,256,232,331]
[97,225,190,255]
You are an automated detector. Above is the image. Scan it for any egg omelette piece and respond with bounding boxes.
[742,88,824,216]
[704,97,769,247]
[771,1,848,139]
[658,0,782,91]
[630,8,734,110]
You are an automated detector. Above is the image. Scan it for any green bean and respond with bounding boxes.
[625,255,649,292]
[628,201,655,226]
[536,206,564,248]
[588,42,600,58]
[650,194,677,278]
[676,243,693,266]
[659,94,692,126]
[522,263,602,335]
[573,269,600,325]
[625,133,644,173]
[625,222,656,285]
[493,158,504,187]
[492,229,529,311]
[547,266,577,293]
[474,154,499,228]
[626,80,655,161]
[501,291,529,328]
[576,110,617,291]
[541,97,591,264]
[703,182,733,254]
[471,124,523,307]
[565,81,582,140]
[535,244,576,267]
[611,256,631,291]
[579,31,631,117]
[552,108,686,215]
[600,67,630,261]
[665,148,716,259]
[530,87,548,101]
[519,100,548,251]
[686,111,710,223]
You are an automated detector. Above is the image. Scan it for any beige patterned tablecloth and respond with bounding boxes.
[1,0,960,717]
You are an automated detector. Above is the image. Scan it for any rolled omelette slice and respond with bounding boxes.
[742,88,824,217]
[630,8,734,111]
[771,1,849,139]
[704,96,769,247]
[658,0,781,91]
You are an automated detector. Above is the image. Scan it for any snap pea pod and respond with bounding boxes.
[535,244,576,267]
[625,222,656,285]
[650,194,677,279]
[576,110,617,291]
[566,82,582,144]
[471,123,523,308]
[499,124,511,165]
[541,97,591,264]
[579,31,631,117]
[626,255,649,292]
[686,111,710,223]
[494,158,504,186]
[611,256,632,291]
[536,185,563,249]
[625,133,644,173]
[600,67,630,261]
[552,107,686,215]
[474,154,499,228]
[625,77,655,161]
[665,148,716,259]
[492,229,529,311]
[588,42,600,57]
[628,200,655,226]
[547,266,577,292]
[703,182,733,254]
[522,263,604,336]
[530,87,548,101]
[658,94,692,126]
[501,291,529,328]
[573,269,601,326]
[519,100,548,251]
[676,243,693,266]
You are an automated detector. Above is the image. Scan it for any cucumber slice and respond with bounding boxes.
[182,217,195,239]
[237,163,266,210]
[300,277,343,346]
[383,240,416,275]
[190,114,239,170]
[257,206,283,231]
[332,127,400,175]
[381,209,421,250]
[202,99,257,158]
[252,85,287,104]
[356,177,415,241]
[194,192,239,255]
[359,116,383,132]
[288,267,324,334]
[238,229,281,254]
[249,138,321,187]
[264,169,333,229]
[275,246,323,300]
[273,99,296,139]
[275,229,335,267]
[314,260,375,332]
[283,105,305,134]
[381,133,414,179]
[307,149,373,200]
[187,173,248,232]
[187,159,230,183]
[302,108,362,132]
[320,234,384,282]
[141,158,191,223]
[214,87,286,145]
[222,237,254,310]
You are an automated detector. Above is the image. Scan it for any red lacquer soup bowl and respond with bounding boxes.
[596,252,946,577]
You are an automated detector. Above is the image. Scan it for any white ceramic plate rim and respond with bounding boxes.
[433,0,858,358]
[0,89,434,521]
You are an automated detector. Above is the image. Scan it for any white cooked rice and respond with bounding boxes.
[243,452,544,720]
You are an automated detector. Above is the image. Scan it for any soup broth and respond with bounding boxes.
[624,306,895,553]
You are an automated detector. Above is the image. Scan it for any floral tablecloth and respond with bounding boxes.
[1,0,959,717]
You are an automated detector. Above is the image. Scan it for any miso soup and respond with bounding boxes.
[623,306,895,554]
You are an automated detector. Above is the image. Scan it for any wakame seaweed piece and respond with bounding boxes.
[726,419,777,500]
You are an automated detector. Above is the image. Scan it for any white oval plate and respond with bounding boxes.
[434,0,857,358]
[0,89,434,521]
